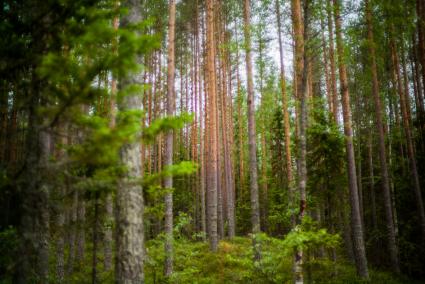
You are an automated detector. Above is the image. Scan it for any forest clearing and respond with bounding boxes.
[1,0,425,283]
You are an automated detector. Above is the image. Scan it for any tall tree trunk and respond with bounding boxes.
[104,13,118,268]
[235,21,246,203]
[417,0,425,91]
[77,195,86,263]
[56,123,69,282]
[364,0,400,272]
[219,24,235,237]
[197,2,207,240]
[320,9,333,115]
[390,38,425,244]
[18,86,51,283]
[291,0,307,281]
[411,37,425,118]
[257,29,268,233]
[327,0,339,124]
[104,193,113,271]
[67,189,78,276]
[92,193,100,284]
[116,0,145,282]
[164,0,176,276]
[206,0,219,252]
[333,0,369,278]
[243,0,261,261]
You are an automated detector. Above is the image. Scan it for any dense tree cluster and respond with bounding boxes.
[1,0,424,283]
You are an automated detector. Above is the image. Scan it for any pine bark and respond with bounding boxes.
[219,24,235,237]
[417,0,425,92]
[364,0,400,272]
[333,0,369,278]
[390,38,425,244]
[291,0,309,282]
[18,75,51,283]
[243,0,261,259]
[164,0,176,276]
[116,0,145,282]
[196,8,207,240]
[206,0,219,252]
[104,13,118,268]
[327,0,339,123]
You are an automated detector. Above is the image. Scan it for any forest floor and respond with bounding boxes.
[142,236,419,284]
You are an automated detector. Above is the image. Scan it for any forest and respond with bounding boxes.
[1,0,425,283]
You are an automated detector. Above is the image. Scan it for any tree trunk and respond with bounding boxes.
[104,13,118,268]
[164,0,176,276]
[56,123,69,282]
[18,87,51,283]
[235,21,246,203]
[116,0,146,282]
[244,0,261,261]
[219,25,235,237]
[67,189,78,276]
[320,9,333,115]
[92,193,100,284]
[291,0,307,281]
[417,0,425,92]
[333,0,369,278]
[77,196,86,263]
[390,38,425,244]
[327,0,339,124]
[206,0,218,252]
[364,0,400,272]
[104,193,113,271]
[197,3,207,240]
[276,0,295,227]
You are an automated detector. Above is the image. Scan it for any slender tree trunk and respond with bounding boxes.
[291,0,307,282]
[56,195,66,282]
[320,10,333,115]
[333,0,369,278]
[196,8,207,240]
[327,0,339,124]
[104,193,113,271]
[257,30,268,233]
[18,85,51,283]
[219,26,235,237]
[417,0,425,91]
[104,13,118,269]
[164,0,176,276]
[367,135,378,233]
[390,38,425,244]
[276,0,295,227]
[77,195,86,263]
[206,0,218,252]
[0,88,7,163]
[412,36,425,114]
[67,189,78,276]
[92,193,100,284]
[364,0,400,272]
[217,78,224,239]
[55,124,68,282]
[116,0,145,282]
[243,0,261,261]
[235,22,246,202]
